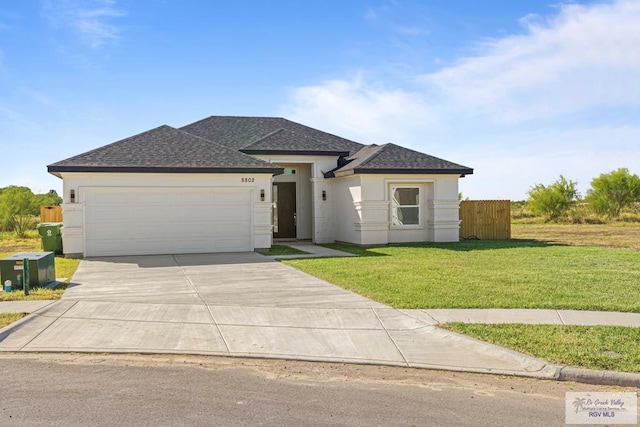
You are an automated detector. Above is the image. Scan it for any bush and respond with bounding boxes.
[526,175,579,221]
[586,168,640,217]
[564,205,606,224]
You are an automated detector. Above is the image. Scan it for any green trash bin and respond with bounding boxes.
[37,223,63,254]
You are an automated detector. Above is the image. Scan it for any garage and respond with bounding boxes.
[83,187,253,257]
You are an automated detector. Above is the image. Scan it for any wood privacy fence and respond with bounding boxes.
[40,205,63,223]
[459,200,511,240]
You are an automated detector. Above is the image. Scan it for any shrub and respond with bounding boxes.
[526,175,579,221]
[586,168,640,217]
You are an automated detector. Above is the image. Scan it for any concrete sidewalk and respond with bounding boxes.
[264,241,356,259]
[4,302,640,327]
[0,301,57,314]
[0,250,637,385]
[403,308,640,327]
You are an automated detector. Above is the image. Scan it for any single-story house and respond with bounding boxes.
[48,116,473,257]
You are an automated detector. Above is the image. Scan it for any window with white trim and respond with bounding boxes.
[391,187,420,226]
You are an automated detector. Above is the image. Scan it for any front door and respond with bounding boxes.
[273,182,296,239]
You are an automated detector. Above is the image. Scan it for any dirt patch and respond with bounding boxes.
[512,223,640,251]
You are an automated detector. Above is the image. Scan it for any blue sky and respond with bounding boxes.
[1,0,638,200]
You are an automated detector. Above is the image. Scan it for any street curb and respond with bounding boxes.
[556,366,640,388]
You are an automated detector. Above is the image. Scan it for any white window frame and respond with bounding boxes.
[390,185,422,228]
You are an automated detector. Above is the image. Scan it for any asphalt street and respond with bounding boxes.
[1,353,634,427]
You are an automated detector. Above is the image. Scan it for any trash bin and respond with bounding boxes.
[37,222,63,254]
[0,252,56,290]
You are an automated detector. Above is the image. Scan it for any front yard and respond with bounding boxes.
[281,222,640,373]
[283,239,640,312]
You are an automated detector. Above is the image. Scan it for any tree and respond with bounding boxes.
[0,186,38,237]
[526,175,579,221]
[586,168,640,217]
[34,189,62,208]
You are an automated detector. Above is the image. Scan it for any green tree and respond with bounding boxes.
[586,168,640,217]
[526,175,579,221]
[0,186,38,237]
[34,189,62,208]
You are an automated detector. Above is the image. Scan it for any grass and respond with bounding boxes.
[256,245,309,256]
[281,223,640,373]
[443,323,640,373]
[0,312,27,328]
[282,239,640,311]
[0,230,80,301]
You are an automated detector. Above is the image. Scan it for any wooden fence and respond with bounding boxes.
[459,200,511,240]
[40,205,63,223]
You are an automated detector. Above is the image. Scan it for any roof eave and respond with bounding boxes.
[353,168,474,176]
[47,165,285,175]
[241,149,349,157]
[331,169,355,178]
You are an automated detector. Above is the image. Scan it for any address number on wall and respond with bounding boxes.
[241,178,255,182]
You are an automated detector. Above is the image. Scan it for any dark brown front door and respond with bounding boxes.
[273,182,296,239]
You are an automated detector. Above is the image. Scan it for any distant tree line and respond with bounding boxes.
[524,168,640,222]
[0,186,62,237]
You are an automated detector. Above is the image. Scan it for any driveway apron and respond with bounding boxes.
[0,253,558,379]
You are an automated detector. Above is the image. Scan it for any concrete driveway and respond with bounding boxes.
[0,252,559,379]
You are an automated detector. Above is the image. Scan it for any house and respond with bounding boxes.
[48,116,473,257]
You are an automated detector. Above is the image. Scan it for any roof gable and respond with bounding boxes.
[326,143,473,177]
[48,125,281,175]
[240,128,350,156]
[180,116,363,154]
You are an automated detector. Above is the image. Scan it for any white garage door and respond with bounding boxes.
[84,188,253,257]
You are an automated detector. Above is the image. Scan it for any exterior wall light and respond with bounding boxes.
[70,189,75,203]
[322,190,326,201]
[260,189,265,201]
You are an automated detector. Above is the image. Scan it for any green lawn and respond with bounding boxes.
[282,241,640,311]
[444,323,640,373]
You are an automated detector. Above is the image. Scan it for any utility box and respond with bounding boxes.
[0,252,56,290]
[37,222,63,253]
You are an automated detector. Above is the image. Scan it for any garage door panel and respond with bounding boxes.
[84,188,253,256]
[134,193,170,204]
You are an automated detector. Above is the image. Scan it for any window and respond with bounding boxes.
[391,187,420,226]
[283,168,297,175]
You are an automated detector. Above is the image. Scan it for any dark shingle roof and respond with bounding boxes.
[48,125,282,175]
[240,128,350,156]
[325,143,473,177]
[47,116,473,178]
[180,116,364,154]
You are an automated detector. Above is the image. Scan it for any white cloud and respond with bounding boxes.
[281,75,443,147]
[423,0,640,122]
[280,0,640,199]
[43,0,126,48]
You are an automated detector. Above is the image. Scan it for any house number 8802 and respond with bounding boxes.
[241,178,255,182]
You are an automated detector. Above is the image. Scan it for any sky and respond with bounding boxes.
[1,0,638,200]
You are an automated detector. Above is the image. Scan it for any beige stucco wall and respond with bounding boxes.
[330,173,462,245]
[252,154,338,243]
[57,164,464,255]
